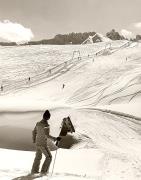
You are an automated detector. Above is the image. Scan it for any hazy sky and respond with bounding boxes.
[0,0,141,40]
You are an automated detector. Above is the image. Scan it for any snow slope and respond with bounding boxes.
[0,41,141,179]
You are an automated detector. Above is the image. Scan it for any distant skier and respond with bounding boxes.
[28,77,31,82]
[62,84,65,89]
[1,85,3,91]
[31,110,61,175]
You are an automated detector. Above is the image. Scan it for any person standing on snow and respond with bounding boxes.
[62,83,65,89]
[1,85,3,91]
[31,110,61,175]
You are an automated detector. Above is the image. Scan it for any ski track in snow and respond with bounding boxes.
[67,59,141,106]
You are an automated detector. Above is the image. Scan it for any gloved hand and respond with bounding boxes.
[56,137,61,141]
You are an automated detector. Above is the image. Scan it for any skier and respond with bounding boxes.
[62,84,65,89]
[1,85,3,91]
[31,110,61,175]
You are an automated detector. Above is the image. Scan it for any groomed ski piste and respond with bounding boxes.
[0,40,141,180]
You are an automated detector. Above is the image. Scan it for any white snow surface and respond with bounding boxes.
[0,41,141,179]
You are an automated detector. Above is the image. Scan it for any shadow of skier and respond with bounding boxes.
[12,173,44,180]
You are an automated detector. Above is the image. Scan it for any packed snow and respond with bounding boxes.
[0,40,141,180]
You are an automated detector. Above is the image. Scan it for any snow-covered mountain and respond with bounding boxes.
[0,41,141,179]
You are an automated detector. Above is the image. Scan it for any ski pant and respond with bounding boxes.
[31,145,52,174]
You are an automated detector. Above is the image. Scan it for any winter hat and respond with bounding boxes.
[43,110,51,120]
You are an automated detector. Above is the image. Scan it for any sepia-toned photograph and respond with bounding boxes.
[0,0,141,179]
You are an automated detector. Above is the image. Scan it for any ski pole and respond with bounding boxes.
[51,140,60,177]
